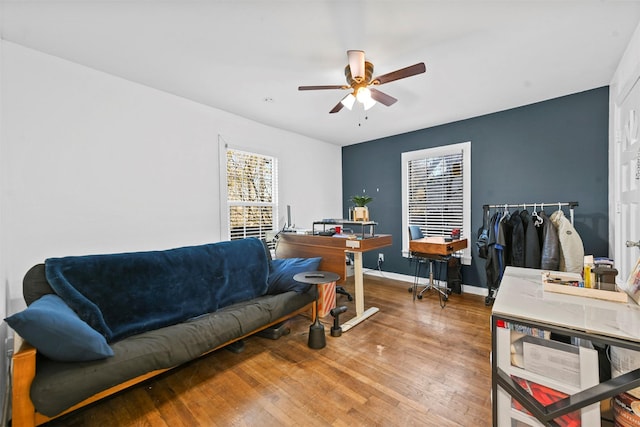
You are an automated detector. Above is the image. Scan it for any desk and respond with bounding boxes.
[276,233,392,331]
[409,238,467,301]
[492,267,640,426]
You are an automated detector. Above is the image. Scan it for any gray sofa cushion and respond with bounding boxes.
[23,264,54,306]
[30,290,314,416]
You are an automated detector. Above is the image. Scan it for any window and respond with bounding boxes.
[223,147,278,245]
[401,141,471,264]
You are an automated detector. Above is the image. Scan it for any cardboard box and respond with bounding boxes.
[317,281,336,317]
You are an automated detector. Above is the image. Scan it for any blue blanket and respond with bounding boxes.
[45,238,269,342]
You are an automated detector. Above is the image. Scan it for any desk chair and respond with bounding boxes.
[336,285,353,301]
[408,226,450,303]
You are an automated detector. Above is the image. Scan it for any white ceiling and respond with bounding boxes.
[2,1,640,146]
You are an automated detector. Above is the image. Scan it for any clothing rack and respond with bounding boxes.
[482,201,579,225]
[481,201,579,306]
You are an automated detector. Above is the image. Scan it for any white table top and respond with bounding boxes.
[492,266,640,343]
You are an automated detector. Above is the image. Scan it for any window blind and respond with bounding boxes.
[226,148,278,243]
[402,141,471,264]
[407,151,464,237]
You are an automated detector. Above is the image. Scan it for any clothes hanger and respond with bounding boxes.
[533,203,544,226]
[501,204,510,222]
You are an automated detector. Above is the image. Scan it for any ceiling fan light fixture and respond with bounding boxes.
[356,87,376,110]
[340,93,356,110]
[363,97,376,111]
[356,86,371,102]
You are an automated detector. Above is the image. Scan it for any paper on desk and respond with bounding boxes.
[424,236,446,243]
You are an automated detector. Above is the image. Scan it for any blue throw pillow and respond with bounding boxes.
[4,294,114,362]
[267,257,322,294]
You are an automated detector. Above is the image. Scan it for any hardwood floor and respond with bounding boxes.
[43,275,494,427]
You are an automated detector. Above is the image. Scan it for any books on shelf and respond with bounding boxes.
[496,319,550,339]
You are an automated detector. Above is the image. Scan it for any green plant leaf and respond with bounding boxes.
[350,195,373,207]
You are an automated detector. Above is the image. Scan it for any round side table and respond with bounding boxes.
[293,271,340,349]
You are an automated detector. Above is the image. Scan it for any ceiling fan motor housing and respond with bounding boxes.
[345,61,374,87]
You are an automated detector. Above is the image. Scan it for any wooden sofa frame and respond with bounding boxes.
[11,302,315,427]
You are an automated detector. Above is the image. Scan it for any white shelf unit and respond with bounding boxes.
[491,267,640,427]
[495,325,600,426]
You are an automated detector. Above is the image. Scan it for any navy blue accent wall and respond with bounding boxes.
[342,87,609,289]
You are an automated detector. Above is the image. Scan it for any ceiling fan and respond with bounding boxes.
[298,50,426,114]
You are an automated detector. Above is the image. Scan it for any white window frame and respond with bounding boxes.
[401,141,471,265]
[219,137,279,244]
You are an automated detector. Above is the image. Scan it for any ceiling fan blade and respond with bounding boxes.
[372,62,426,85]
[369,88,397,106]
[298,85,346,91]
[329,101,344,114]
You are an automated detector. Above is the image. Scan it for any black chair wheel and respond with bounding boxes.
[408,287,413,293]
[417,294,423,300]
[443,295,448,301]
[347,295,354,302]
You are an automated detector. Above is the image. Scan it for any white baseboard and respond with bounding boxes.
[362,268,487,297]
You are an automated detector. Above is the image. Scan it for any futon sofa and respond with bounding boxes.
[6,238,319,427]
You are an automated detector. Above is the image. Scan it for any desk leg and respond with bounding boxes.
[341,251,379,332]
[354,251,364,316]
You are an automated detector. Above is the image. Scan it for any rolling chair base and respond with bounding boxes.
[336,285,353,301]
[416,283,450,301]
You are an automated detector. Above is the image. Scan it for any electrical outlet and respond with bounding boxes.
[378,253,384,263]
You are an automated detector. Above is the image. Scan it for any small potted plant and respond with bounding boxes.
[350,195,373,221]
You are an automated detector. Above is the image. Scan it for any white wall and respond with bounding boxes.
[0,35,8,425]
[0,40,342,310]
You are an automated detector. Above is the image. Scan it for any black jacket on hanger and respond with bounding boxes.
[509,211,525,267]
[521,210,541,269]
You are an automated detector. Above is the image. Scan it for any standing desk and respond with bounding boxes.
[275,233,392,331]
